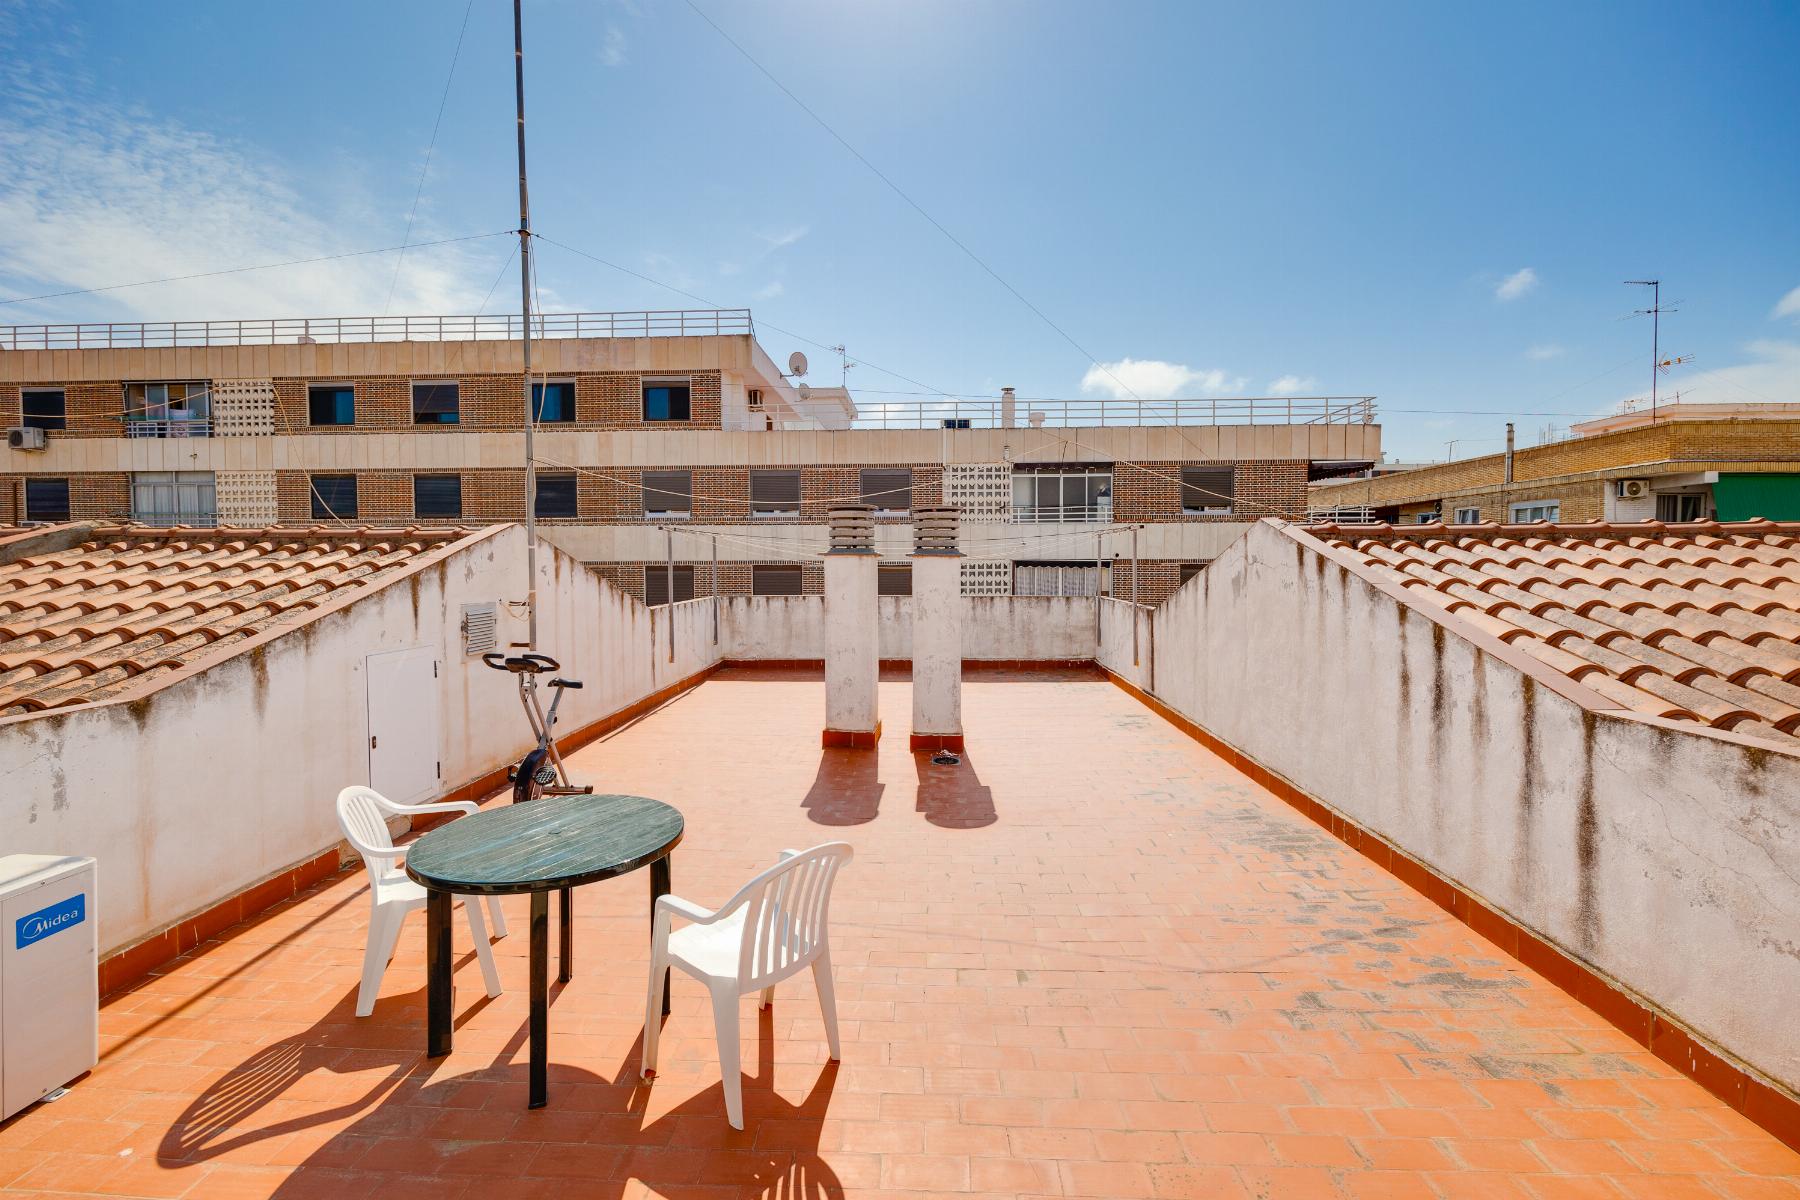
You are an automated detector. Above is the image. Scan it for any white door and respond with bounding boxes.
[366,646,441,806]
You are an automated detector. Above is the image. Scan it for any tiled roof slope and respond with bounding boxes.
[0,524,473,717]
[1310,518,1800,748]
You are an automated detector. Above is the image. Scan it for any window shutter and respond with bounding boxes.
[752,564,803,595]
[535,473,577,518]
[860,468,912,511]
[751,471,802,512]
[642,471,692,514]
[1181,467,1235,512]
[645,564,695,606]
[877,564,913,596]
[414,474,462,518]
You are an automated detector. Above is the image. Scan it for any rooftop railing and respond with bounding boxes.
[0,309,755,350]
[852,395,1377,429]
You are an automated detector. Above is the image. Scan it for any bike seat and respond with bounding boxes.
[482,652,560,674]
[547,678,584,690]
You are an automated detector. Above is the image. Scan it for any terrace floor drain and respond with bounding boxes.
[931,751,961,766]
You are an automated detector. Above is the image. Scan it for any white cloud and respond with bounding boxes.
[1526,343,1565,361]
[757,226,809,252]
[0,38,494,322]
[753,280,784,300]
[1265,374,1316,396]
[1080,358,1247,401]
[1775,285,1800,321]
[600,25,626,67]
[1496,267,1539,302]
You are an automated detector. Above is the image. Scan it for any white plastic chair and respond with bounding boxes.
[641,842,853,1128]
[335,785,507,1017]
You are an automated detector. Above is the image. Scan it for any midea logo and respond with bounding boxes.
[15,894,85,949]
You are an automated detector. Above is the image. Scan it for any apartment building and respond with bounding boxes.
[0,310,1381,606]
[1309,403,1800,527]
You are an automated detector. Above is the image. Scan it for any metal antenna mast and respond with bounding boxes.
[514,0,538,647]
[1627,280,1663,422]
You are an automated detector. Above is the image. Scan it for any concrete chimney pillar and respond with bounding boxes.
[909,506,964,752]
[823,504,879,748]
[1000,386,1016,429]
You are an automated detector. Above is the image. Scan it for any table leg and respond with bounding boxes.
[529,890,549,1109]
[558,886,573,983]
[651,854,671,1018]
[426,889,453,1058]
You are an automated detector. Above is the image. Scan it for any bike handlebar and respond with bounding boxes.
[481,652,561,674]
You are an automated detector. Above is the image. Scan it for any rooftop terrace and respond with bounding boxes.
[3,666,1795,1198]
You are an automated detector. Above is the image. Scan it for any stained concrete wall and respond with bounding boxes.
[1097,519,1800,1090]
[0,529,726,956]
[718,595,1096,661]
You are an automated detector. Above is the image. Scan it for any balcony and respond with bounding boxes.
[854,394,1377,429]
[0,309,755,350]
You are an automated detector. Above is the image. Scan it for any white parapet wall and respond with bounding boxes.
[0,527,725,957]
[1096,519,1800,1094]
[718,594,1098,662]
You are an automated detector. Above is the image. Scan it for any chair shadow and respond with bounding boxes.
[913,747,997,828]
[801,747,884,826]
[164,986,845,1199]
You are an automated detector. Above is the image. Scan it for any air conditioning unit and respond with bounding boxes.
[1616,478,1650,500]
[7,426,47,452]
[1,855,98,1120]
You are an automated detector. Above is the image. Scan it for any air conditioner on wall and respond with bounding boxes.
[7,426,47,452]
[1616,479,1650,500]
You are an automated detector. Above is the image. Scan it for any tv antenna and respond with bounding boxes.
[831,343,853,386]
[1625,280,1678,422]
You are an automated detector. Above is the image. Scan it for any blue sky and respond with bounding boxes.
[1,0,1796,460]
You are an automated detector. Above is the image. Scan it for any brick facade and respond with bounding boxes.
[1310,420,1800,511]
[0,382,133,438]
[1114,459,1308,522]
[593,559,826,600]
[264,371,724,434]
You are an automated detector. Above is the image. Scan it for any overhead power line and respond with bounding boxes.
[384,0,479,316]
[0,231,515,308]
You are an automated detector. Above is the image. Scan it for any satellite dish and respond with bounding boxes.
[788,351,809,378]
[797,383,812,401]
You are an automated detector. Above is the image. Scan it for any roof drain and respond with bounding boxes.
[931,750,961,766]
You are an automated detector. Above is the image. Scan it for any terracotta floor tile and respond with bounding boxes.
[0,670,1792,1198]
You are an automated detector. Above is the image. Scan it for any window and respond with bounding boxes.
[860,468,912,514]
[533,380,575,423]
[1453,506,1481,524]
[412,381,460,425]
[1012,467,1112,522]
[877,563,913,596]
[124,381,211,437]
[1179,562,1208,585]
[310,474,358,520]
[535,472,578,518]
[24,478,70,522]
[753,564,804,595]
[131,471,216,525]
[642,471,692,518]
[1014,562,1105,596]
[1415,511,1441,524]
[1509,500,1561,523]
[1180,467,1235,515]
[307,384,355,426]
[645,564,696,606]
[642,379,691,422]
[751,470,801,517]
[414,474,463,518]
[21,388,66,431]
[1657,492,1706,522]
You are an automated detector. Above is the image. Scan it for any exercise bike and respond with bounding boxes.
[482,652,595,803]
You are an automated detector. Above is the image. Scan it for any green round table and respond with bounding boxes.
[405,793,684,1108]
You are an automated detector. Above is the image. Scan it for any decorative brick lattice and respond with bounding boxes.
[216,471,279,524]
[959,559,1012,596]
[212,380,277,436]
[943,463,1013,523]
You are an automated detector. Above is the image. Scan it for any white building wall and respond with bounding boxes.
[1097,519,1800,1092]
